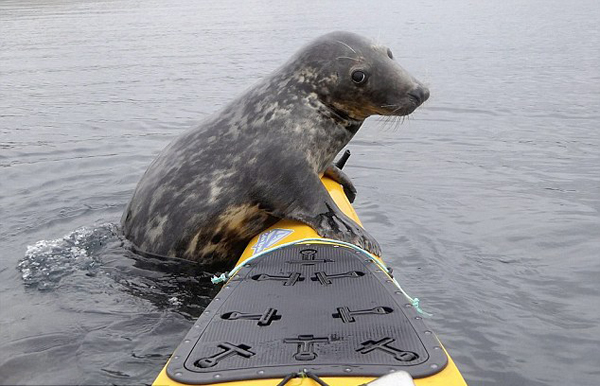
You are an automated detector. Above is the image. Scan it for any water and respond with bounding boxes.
[1,0,599,384]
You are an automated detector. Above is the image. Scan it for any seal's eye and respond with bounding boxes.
[351,70,367,84]
[387,48,394,59]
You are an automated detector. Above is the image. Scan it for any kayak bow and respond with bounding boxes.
[153,177,466,386]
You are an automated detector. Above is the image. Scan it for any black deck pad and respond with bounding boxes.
[167,244,448,384]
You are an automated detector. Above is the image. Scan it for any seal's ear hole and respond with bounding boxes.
[387,48,394,59]
[351,70,368,84]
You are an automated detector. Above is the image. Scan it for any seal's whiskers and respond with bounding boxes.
[336,40,357,54]
[376,104,411,132]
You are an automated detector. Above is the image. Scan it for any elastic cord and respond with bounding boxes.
[276,370,330,386]
[211,237,431,316]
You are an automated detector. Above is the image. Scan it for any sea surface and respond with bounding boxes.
[1,0,599,385]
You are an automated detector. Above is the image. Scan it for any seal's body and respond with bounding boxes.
[122,31,429,265]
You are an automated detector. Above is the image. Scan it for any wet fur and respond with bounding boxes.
[122,31,428,265]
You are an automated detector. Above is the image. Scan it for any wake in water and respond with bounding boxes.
[18,223,119,291]
[17,224,219,317]
[11,224,217,384]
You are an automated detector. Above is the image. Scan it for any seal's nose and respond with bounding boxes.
[408,86,430,105]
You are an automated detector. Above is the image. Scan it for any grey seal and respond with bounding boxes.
[122,31,429,265]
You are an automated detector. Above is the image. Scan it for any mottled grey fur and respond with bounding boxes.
[122,31,429,265]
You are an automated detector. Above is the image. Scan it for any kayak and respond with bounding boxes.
[153,176,466,386]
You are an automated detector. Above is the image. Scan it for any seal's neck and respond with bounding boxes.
[304,99,364,173]
[317,100,364,135]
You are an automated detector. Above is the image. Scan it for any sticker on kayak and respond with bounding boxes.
[252,229,294,254]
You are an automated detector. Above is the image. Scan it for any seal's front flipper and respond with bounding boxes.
[268,173,381,256]
[312,201,382,256]
[324,164,357,203]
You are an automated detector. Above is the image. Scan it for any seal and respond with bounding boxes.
[121,31,430,265]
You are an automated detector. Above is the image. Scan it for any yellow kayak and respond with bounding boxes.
[153,177,466,386]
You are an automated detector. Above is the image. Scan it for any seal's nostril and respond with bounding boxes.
[408,87,429,105]
[421,87,430,103]
[407,91,421,105]
[421,87,429,103]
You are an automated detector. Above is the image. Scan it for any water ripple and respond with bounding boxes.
[1,0,599,384]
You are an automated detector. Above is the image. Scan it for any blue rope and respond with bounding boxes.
[210,273,228,284]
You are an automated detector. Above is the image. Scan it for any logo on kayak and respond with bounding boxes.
[252,229,294,254]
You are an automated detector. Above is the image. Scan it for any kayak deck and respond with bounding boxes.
[165,243,448,384]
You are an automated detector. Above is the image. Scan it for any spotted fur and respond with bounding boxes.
[122,31,429,265]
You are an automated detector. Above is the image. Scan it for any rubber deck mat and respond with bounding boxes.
[167,244,448,384]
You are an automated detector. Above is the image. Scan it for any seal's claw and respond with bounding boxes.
[344,185,357,204]
[324,164,357,203]
[314,211,381,256]
[357,230,382,257]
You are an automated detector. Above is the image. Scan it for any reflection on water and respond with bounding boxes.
[1,0,599,384]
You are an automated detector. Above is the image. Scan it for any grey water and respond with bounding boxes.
[1,0,599,384]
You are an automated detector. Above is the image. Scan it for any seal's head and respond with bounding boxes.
[281,31,429,122]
